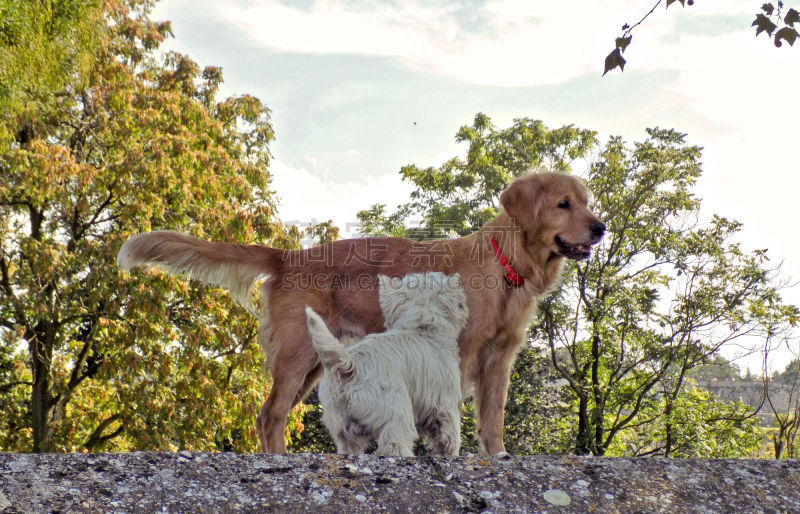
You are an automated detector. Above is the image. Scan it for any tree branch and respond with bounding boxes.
[83,413,124,451]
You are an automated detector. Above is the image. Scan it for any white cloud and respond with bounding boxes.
[218,0,788,88]
[270,159,414,238]
[218,0,632,86]
[430,149,465,167]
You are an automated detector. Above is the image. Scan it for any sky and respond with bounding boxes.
[150,0,800,373]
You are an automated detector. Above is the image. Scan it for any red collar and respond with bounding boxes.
[490,236,524,287]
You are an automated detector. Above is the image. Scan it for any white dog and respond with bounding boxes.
[304,272,468,457]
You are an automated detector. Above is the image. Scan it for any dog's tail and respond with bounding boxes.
[117,230,283,313]
[305,307,354,380]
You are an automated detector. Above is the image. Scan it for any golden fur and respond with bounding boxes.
[117,171,605,454]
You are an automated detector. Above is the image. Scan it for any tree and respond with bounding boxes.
[533,127,793,456]
[764,356,800,458]
[357,114,794,457]
[287,388,336,453]
[607,382,761,458]
[0,0,105,145]
[604,1,800,75]
[0,0,302,452]
[772,357,800,384]
[685,354,744,382]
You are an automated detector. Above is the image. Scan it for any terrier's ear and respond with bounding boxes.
[379,275,412,327]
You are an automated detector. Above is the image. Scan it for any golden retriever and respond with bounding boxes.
[117,171,605,455]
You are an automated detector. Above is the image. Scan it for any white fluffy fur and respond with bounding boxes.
[305,272,468,457]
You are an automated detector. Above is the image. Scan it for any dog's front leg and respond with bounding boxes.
[424,409,462,456]
[335,435,370,455]
[474,339,519,456]
[375,402,417,457]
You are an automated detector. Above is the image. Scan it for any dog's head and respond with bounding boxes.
[500,172,605,261]
[378,272,468,334]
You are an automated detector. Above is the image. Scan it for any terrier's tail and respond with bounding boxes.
[305,307,354,380]
[118,230,283,313]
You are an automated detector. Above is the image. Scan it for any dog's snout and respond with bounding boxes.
[590,221,606,239]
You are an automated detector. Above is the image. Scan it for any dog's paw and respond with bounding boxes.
[492,451,512,461]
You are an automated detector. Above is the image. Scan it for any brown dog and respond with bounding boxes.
[117,172,605,454]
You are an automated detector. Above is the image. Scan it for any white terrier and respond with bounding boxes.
[304,272,468,457]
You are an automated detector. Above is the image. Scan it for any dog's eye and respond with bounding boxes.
[557,200,570,209]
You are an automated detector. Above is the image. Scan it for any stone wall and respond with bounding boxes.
[1,452,799,512]
[698,380,795,423]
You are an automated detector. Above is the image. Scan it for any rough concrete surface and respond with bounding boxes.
[0,451,798,513]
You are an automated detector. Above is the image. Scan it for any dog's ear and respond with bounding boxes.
[500,179,524,218]
[500,175,544,230]
[501,176,542,219]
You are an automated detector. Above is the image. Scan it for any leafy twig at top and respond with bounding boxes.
[604,1,798,76]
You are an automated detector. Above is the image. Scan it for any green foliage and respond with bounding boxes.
[304,219,341,246]
[357,204,413,239]
[0,0,301,452]
[765,357,800,458]
[0,0,105,146]
[607,382,761,458]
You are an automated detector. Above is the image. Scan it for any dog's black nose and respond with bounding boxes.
[590,221,606,238]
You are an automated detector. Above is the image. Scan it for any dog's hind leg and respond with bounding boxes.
[293,363,322,405]
[256,330,320,453]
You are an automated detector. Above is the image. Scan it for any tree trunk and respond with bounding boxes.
[591,334,604,456]
[773,427,785,459]
[29,324,55,453]
[664,398,674,458]
[575,394,591,455]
